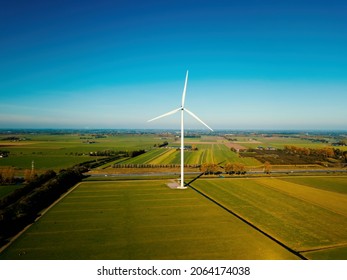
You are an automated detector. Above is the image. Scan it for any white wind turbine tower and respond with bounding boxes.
[148,71,213,189]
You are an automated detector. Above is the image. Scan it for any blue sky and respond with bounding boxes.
[1,0,346,130]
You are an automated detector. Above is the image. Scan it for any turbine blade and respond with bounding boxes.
[147,107,181,122]
[184,108,213,131]
[181,70,189,108]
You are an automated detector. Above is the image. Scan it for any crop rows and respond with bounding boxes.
[121,149,170,164]
[120,148,206,166]
[119,144,262,167]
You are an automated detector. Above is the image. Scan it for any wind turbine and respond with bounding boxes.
[148,71,213,189]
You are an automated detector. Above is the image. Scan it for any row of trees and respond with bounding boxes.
[284,145,335,157]
[89,149,145,158]
[0,166,87,246]
[112,163,201,168]
[284,145,347,162]
[154,141,169,148]
[0,168,56,185]
[200,162,272,175]
[89,150,127,157]
[225,163,247,174]
[112,162,273,175]
[200,162,248,175]
[200,163,220,174]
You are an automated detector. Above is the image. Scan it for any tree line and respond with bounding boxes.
[199,162,248,175]
[0,166,87,247]
[89,149,145,158]
[112,162,273,175]
[1,168,38,185]
[284,145,347,161]
[112,163,201,168]
[154,141,168,148]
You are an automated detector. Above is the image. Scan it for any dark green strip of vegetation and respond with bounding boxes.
[0,166,87,247]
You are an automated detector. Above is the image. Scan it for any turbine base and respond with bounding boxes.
[166,180,187,189]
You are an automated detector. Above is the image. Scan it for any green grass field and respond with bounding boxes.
[0,180,299,260]
[279,176,347,195]
[1,176,347,259]
[192,176,347,259]
[0,155,91,170]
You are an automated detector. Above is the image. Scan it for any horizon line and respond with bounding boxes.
[0,128,347,132]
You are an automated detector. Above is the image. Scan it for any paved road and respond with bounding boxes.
[88,169,347,178]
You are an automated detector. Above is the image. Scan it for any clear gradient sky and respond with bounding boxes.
[1,0,346,130]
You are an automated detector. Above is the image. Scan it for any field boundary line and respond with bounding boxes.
[188,183,307,260]
[0,182,82,254]
[299,242,347,253]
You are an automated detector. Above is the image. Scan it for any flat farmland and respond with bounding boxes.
[233,136,340,150]
[119,149,169,165]
[280,176,347,195]
[192,176,347,259]
[210,144,260,166]
[3,133,344,175]
[0,134,161,172]
[0,180,299,260]
[0,154,91,170]
[118,143,261,166]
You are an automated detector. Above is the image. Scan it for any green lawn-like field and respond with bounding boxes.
[1,176,346,260]
[236,136,333,150]
[279,176,347,195]
[192,177,347,259]
[215,144,261,166]
[0,155,91,170]
[0,180,299,260]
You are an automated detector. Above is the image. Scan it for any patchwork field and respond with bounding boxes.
[0,180,299,260]
[1,175,346,260]
[118,143,261,166]
[2,133,346,176]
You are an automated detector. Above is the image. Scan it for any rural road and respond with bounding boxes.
[88,169,347,178]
